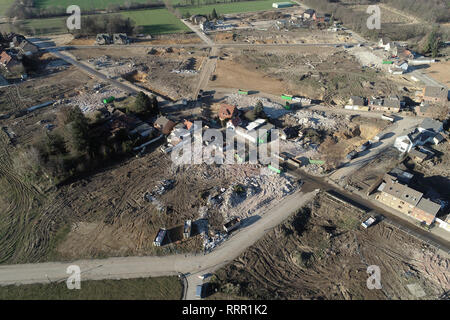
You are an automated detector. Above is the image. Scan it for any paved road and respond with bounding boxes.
[180,19,214,46]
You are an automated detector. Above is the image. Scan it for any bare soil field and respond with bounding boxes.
[211,46,414,104]
[209,193,449,300]
[213,29,355,45]
[71,47,209,100]
[423,60,450,87]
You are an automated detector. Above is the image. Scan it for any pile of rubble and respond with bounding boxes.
[143,179,175,213]
[286,110,345,131]
[171,69,198,74]
[219,169,297,220]
[225,93,290,119]
[68,85,125,114]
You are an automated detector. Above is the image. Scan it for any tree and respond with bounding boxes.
[211,8,218,20]
[132,91,158,117]
[423,26,441,58]
[59,106,90,154]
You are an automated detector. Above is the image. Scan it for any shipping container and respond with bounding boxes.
[308,159,325,165]
[268,164,282,174]
[102,96,115,104]
[238,89,248,95]
[281,94,293,101]
[382,60,393,64]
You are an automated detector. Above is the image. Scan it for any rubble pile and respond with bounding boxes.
[220,171,297,220]
[68,85,125,114]
[286,110,345,131]
[225,93,290,119]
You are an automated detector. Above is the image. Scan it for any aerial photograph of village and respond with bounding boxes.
[0,0,448,307]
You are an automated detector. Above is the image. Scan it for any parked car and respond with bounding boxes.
[361,216,377,229]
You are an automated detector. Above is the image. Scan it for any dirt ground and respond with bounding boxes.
[210,46,415,104]
[423,60,450,87]
[71,46,208,100]
[210,192,450,300]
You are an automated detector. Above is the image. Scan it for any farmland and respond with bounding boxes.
[0,276,182,299]
[3,0,283,36]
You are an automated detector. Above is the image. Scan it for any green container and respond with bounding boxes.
[309,159,325,165]
[281,94,293,101]
[284,102,291,110]
[238,89,248,95]
[382,60,393,64]
[268,164,281,174]
[102,96,115,104]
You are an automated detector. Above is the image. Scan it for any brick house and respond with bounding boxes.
[218,104,238,121]
[154,116,176,135]
[411,198,441,225]
[313,12,327,23]
[0,50,23,73]
[376,180,440,225]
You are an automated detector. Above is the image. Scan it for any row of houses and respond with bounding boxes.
[346,85,448,114]
[346,95,403,113]
[375,171,442,226]
[96,33,130,45]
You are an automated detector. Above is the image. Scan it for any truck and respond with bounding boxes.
[268,164,282,174]
[361,216,376,229]
[223,217,241,233]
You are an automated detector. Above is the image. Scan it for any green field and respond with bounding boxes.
[179,0,279,15]
[34,0,150,10]
[0,276,182,299]
[5,0,285,36]
[14,8,190,35]
[0,0,15,17]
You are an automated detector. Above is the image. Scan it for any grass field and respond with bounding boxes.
[34,0,151,10]
[0,0,15,17]
[8,0,280,36]
[0,276,183,299]
[179,0,280,15]
[13,8,190,35]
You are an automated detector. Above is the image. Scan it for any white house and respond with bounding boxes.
[394,118,444,153]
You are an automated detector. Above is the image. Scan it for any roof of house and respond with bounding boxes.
[424,86,448,100]
[154,116,176,134]
[409,148,427,160]
[420,118,442,132]
[218,104,237,120]
[18,40,38,53]
[382,180,423,206]
[415,198,440,216]
[0,51,12,65]
[383,97,401,109]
